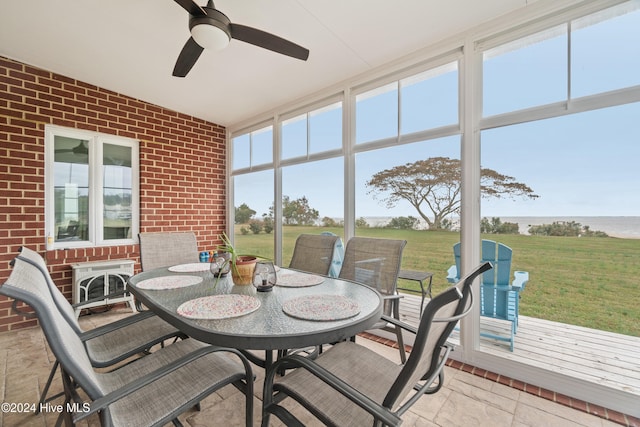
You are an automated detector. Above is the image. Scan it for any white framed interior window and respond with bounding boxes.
[44,125,139,249]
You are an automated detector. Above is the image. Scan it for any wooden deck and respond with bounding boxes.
[391,292,640,416]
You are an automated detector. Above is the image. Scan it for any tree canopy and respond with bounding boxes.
[366,157,538,230]
[282,195,319,226]
[235,203,256,224]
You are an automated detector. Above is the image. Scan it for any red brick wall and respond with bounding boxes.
[0,56,227,331]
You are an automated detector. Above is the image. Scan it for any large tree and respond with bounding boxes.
[282,195,319,226]
[366,157,538,230]
[234,203,256,224]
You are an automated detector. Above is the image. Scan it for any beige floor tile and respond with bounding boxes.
[186,390,260,427]
[514,400,602,427]
[517,393,606,427]
[0,310,619,427]
[404,387,452,422]
[434,390,514,427]
[447,374,518,414]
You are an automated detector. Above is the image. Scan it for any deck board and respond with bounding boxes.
[396,292,640,398]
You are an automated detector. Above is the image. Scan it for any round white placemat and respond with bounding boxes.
[168,263,212,272]
[276,273,324,287]
[137,275,203,290]
[177,295,261,320]
[282,294,360,321]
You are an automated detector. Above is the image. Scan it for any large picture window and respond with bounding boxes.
[45,125,139,248]
[227,0,639,414]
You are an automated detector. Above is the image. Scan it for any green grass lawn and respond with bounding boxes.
[234,226,640,337]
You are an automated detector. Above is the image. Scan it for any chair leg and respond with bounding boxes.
[393,301,407,364]
[58,369,76,427]
[37,360,60,414]
[394,326,406,363]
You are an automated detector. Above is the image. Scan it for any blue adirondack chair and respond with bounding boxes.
[446,240,529,351]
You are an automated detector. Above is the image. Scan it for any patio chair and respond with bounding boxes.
[276,233,342,363]
[288,233,340,276]
[446,239,529,351]
[16,246,185,412]
[339,237,408,363]
[138,231,200,271]
[137,231,200,312]
[1,256,254,427]
[262,262,492,427]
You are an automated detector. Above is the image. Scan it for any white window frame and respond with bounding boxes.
[44,124,140,249]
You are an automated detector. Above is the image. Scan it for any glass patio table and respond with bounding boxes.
[127,266,383,368]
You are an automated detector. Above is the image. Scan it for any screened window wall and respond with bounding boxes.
[231,0,639,339]
[479,1,640,336]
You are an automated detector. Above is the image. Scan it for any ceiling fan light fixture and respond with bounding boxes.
[172,0,309,77]
[191,23,230,50]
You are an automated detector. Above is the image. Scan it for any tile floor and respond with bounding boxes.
[0,308,625,427]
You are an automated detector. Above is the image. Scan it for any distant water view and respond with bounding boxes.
[362,216,640,239]
[498,216,640,239]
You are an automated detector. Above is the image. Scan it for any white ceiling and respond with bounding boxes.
[1,0,537,128]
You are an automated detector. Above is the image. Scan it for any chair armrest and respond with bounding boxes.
[78,310,157,341]
[512,271,529,291]
[380,314,418,336]
[269,354,402,426]
[74,346,252,422]
[446,265,458,284]
[10,299,37,318]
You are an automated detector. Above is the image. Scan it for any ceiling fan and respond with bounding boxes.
[172,0,310,77]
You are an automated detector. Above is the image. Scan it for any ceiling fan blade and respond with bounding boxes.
[230,24,309,61]
[173,37,205,77]
[173,0,207,16]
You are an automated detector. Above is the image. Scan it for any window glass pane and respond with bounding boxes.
[356,137,460,229]
[103,143,132,240]
[401,63,458,134]
[233,170,274,260]
[482,104,639,218]
[309,102,342,153]
[571,5,640,98]
[54,136,89,242]
[251,126,273,165]
[232,133,250,170]
[356,82,398,144]
[483,26,567,117]
[282,158,344,265]
[282,114,307,160]
[355,137,460,295]
[481,102,640,335]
